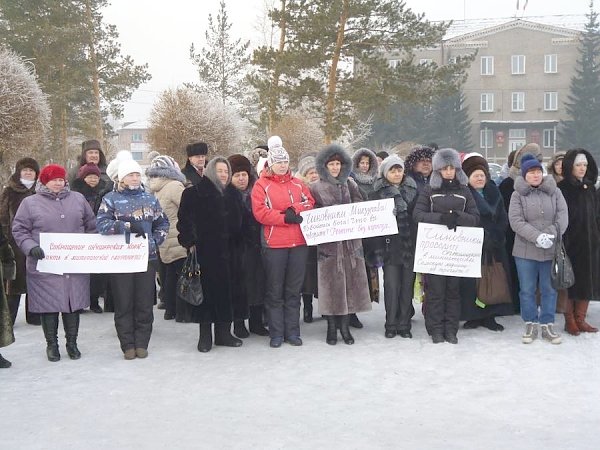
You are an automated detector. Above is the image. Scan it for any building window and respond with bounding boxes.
[419,58,432,65]
[512,92,525,112]
[131,151,143,161]
[511,55,526,74]
[543,129,555,148]
[545,54,557,73]
[480,129,494,149]
[544,92,558,111]
[388,59,400,69]
[480,93,494,112]
[132,133,143,142]
[509,129,526,139]
[481,56,494,75]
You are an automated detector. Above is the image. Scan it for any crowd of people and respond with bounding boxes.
[1,137,598,367]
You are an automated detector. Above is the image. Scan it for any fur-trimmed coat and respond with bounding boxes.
[309,144,372,316]
[70,178,112,214]
[177,168,245,323]
[558,149,600,300]
[349,148,379,200]
[0,175,36,295]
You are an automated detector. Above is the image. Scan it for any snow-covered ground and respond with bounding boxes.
[2,297,599,450]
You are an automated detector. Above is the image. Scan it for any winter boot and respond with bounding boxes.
[541,323,562,344]
[463,319,482,329]
[197,323,213,353]
[481,317,504,331]
[249,306,269,336]
[563,298,580,336]
[62,312,81,360]
[522,322,538,344]
[574,300,598,333]
[214,322,243,347]
[89,297,103,313]
[7,294,20,326]
[233,320,250,339]
[348,313,363,329]
[40,313,60,362]
[302,294,313,323]
[339,315,355,345]
[0,353,11,368]
[326,316,337,345]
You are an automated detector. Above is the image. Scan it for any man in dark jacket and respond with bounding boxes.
[182,142,209,186]
[68,139,112,189]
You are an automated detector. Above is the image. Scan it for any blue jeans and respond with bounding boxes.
[514,257,556,324]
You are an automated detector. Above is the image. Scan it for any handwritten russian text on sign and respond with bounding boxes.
[413,223,483,278]
[299,199,398,246]
[36,233,149,274]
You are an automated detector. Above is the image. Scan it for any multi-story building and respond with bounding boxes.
[400,16,586,162]
[115,120,155,165]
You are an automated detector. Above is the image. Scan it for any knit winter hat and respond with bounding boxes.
[574,153,588,165]
[297,155,317,178]
[521,154,543,177]
[267,146,290,167]
[379,155,404,179]
[267,135,283,150]
[405,145,435,172]
[15,157,40,177]
[82,139,101,152]
[106,151,133,181]
[150,155,178,170]
[186,142,209,157]
[118,159,143,181]
[77,163,101,180]
[39,164,67,185]
[228,154,252,175]
[462,154,490,179]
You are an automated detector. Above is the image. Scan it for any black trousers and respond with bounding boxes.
[262,246,308,339]
[425,274,461,337]
[383,264,415,332]
[111,264,156,352]
[164,258,185,317]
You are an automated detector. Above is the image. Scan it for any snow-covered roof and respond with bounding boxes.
[440,14,586,41]
[119,120,150,130]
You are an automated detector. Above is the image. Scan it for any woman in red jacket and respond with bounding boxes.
[251,141,315,348]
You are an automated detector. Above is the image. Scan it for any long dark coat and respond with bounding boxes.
[11,185,97,313]
[309,144,371,316]
[459,181,514,320]
[0,174,36,295]
[558,149,600,301]
[177,177,244,323]
[1,228,15,348]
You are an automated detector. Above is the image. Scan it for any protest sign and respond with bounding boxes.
[299,198,398,246]
[413,223,483,277]
[36,233,148,274]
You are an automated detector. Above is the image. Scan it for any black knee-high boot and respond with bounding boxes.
[326,316,337,345]
[339,315,355,345]
[302,294,313,323]
[40,313,60,362]
[7,295,20,325]
[214,322,242,347]
[197,322,213,353]
[62,312,81,359]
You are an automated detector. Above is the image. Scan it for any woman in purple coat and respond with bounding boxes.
[12,164,96,362]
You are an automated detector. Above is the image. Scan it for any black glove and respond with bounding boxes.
[29,246,45,260]
[283,207,303,224]
[129,222,147,238]
[441,211,459,230]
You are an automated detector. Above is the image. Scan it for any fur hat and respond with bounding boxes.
[405,145,435,172]
[82,139,101,152]
[228,154,252,175]
[430,148,468,188]
[520,154,543,177]
[247,146,268,167]
[77,163,101,180]
[106,150,133,181]
[297,155,317,178]
[379,155,404,179]
[186,142,209,157]
[267,146,290,167]
[462,154,490,179]
[118,159,142,182]
[39,164,67,185]
[15,157,40,177]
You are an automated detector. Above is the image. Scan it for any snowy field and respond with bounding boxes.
[2,296,600,450]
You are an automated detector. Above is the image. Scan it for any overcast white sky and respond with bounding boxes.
[103,0,592,123]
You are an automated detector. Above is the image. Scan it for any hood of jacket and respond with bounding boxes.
[514,173,557,196]
[316,143,352,185]
[561,148,598,187]
[351,147,379,185]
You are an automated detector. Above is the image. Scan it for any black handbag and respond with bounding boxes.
[176,250,204,306]
[550,223,575,290]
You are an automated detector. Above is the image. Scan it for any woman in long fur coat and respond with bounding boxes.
[309,144,371,345]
